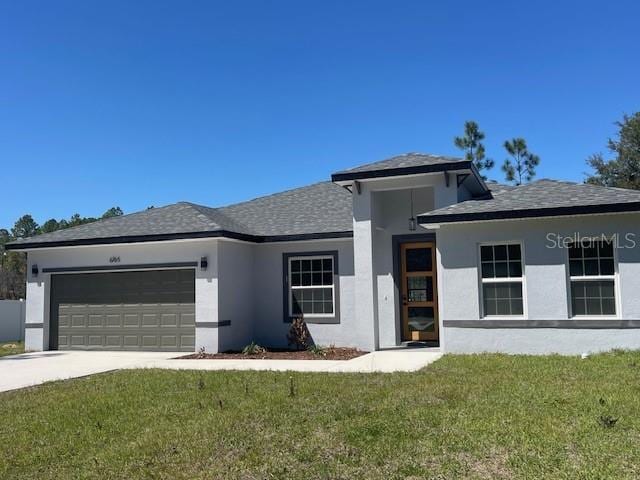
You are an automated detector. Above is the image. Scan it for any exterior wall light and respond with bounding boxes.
[31,264,39,277]
[200,257,208,271]
[408,189,417,231]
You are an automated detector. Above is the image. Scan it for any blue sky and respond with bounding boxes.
[1,1,639,229]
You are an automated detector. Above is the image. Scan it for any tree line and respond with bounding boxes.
[453,111,640,188]
[0,207,124,299]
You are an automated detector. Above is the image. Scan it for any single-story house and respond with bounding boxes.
[7,153,640,355]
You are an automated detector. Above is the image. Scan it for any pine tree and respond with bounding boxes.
[454,121,494,179]
[502,138,540,185]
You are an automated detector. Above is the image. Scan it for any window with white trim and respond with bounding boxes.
[568,239,616,316]
[288,256,335,317]
[480,243,524,316]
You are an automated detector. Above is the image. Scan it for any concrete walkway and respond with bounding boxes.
[133,348,442,373]
[0,348,442,393]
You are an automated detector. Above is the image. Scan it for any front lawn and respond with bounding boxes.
[2,352,640,479]
[0,340,24,357]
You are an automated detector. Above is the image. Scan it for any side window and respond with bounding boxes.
[288,256,335,317]
[480,243,524,317]
[283,251,340,323]
[568,239,616,316]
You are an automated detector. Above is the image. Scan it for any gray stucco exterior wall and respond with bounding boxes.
[444,328,640,355]
[252,239,359,349]
[436,213,640,354]
[217,240,254,351]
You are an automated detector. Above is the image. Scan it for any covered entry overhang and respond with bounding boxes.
[331,155,489,199]
[331,155,476,350]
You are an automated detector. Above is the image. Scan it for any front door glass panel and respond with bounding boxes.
[408,306,435,333]
[405,247,432,272]
[407,276,433,302]
[401,242,438,342]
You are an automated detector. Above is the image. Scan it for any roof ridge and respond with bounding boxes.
[338,152,463,173]
[177,203,225,229]
[184,202,254,233]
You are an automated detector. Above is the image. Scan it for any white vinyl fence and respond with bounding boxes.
[0,300,26,342]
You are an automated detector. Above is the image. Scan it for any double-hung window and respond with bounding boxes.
[480,243,525,317]
[288,256,335,317]
[568,239,616,316]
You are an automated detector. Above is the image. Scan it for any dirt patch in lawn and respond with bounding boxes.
[178,347,367,361]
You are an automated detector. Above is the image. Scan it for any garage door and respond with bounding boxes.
[50,269,195,351]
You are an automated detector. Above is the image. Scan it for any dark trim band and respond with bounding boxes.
[443,319,640,329]
[284,317,341,325]
[331,160,473,182]
[263,231,353,243]
[6,230,354,251]
[196,321,231,328]
[25,323,44,328]
[418,202,640,225]
[42,262,198,273]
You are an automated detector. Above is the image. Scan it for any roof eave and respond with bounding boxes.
[417,202,640,226]
[4,230,244,251]
[331,160,490,197]
[4,230,354,251]
[331,161,473,183]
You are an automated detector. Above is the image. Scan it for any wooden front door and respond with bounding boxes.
[400,242,439,342]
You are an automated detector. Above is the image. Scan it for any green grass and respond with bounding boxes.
[2,352,640,479]
[0,340,24,357]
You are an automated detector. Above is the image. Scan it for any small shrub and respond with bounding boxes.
[287,316,310,350]
[242,341,266,355]
[308,344,327,357]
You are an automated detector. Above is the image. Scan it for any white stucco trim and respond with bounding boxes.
[561,235,623,319]
[476,240,528,320]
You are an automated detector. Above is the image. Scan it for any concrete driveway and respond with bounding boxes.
[0,351,182,393]
[0,348,443,393]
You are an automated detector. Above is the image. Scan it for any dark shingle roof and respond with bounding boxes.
[219,181,352,236]
[419,179,640,224]
[9,162,640,249]
[6,182,353,249]
[330,152,491,196]
[334,153,464,174]
[6,203,249,247]
[485,181,517,196]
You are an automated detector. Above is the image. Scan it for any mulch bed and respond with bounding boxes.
[178,347,367,361]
